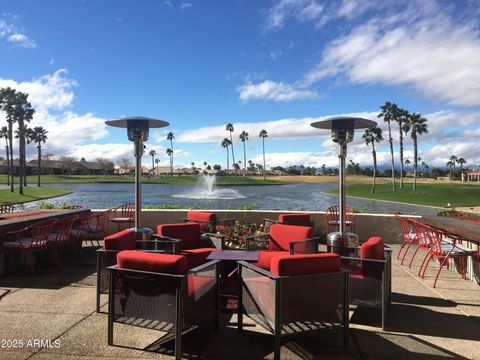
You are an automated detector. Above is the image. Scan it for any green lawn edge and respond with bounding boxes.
[0,187,72,205]
[326,183,480,208]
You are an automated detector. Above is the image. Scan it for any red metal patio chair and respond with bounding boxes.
[3,218,60,278]
[418,223,476,288]
[326,205,356,233]
[108,250,219,360]
[108,203,135,231]
[395,215,418,265]
[238,253,349,360]
[48,216,78,261]
[82,211,109,247]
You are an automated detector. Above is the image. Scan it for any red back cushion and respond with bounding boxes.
[157,223,201,250]
[360,237,384,260]
[269,224,315,251]
[271,253,340,276]
[104,229,136,250]
[187,211,216,223]
[278,213,310,225]
[117,250,188,274]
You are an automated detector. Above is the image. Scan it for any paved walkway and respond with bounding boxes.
[0,244,478,359]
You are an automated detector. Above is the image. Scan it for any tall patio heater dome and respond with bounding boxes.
[311,117,376,255]
[106,117,169,240]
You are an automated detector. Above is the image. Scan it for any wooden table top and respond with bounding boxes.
[0,209,91,234]
[422,216,480,244]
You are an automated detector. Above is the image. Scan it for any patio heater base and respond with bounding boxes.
[131,227,153,241]
[326,231,359,257]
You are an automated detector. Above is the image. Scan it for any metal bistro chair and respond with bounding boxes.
[395,215,418,265]
[48,216,78,261]
[108,251,219,360]
[3,218,60,278]
[326,205,356,233]
[82,211,109,247]
[108,203,135,231]
[238,253,349,360]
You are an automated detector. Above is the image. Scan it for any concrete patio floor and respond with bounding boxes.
[0,244,479,360]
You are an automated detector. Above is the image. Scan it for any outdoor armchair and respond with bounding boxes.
[108,250,219,360]
[395,215,418,265]
[246,224,319,271]
[157,222,217,269]
[96,228,181,312]
[184,210,235,232]
[263,213,313,228]
[341,236,392,330]
[238,253,349,360]
[108,203,135,231]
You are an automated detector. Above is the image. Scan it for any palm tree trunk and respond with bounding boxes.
[226,148,229,178]
[8,122,14,192]
[37,144,41,187]
[262,138,266,181]
[413,135,418,191]
[243,141,246,179]
[5,140,10,186]
[399,123,404,189]
[170,140,174,177]
[229,132,236,175]
[371,143,377,194]
[387,121,396,191]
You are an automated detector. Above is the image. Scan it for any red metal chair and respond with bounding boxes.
[246,224,319,271]
[395,215,418,265]
[48,216,78,259]
[157,222,216,269]
[82,211,109,247]
[108,250,219,360]
[326,205,355,233]
[263,213,313,228]
[238,253,348,360]
[184,210,235,232]
[108,203,135,231]
[3,218,60,278]
[418,224,476,288]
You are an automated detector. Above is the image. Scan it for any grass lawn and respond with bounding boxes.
[327,182,480,208]
[0,175,284,186]
[0,186,72,205]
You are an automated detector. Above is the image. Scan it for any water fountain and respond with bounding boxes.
[172,174,245,200]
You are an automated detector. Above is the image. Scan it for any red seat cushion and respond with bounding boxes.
[268,224,315,251]
[157,223,202,250]
[117,250,188,274]
[255,250,288,270]
[104,229,136,250]
[182,248,215,269]
[271,253,341,276]
[278,213,310,225]
[341,263,364,279]
[360,237,384,260]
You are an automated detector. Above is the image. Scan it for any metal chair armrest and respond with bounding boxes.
[289,237,320,255]
[238,260,278,279]
[186,259,220,274]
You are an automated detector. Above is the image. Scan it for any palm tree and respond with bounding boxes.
[0,126,10,186]
[155,158,160,176]
[148,149,156,176]
[397,108,409,188]
[221,138,231,177]
[239,131,248,179]
[405,159,411,175]
[378,101,398,191]
[363,125,383,194]
[203,161,207,169]
[404,113,428,190]
[446,160,454,178]
[28,126,48,187]
[226,123,236,174]
[449,155,458,178]
[166,148,173,176]
[15,124,31,187]
[457,157,466,176]
[0,87,17,192]
[166,132,175,177]
[259,129,268,181]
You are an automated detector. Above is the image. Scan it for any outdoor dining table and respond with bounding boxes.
[422,215,480,284]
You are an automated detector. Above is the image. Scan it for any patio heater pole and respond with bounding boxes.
[311,117,376,255]
[105,117,169,240]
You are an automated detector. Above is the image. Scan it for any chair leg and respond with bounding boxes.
[397,243,405,260]
[401,241,414,265]
[49,246,63,272]
[420,252,433,278]
[25,251,38,279]
[433,257,448,288]
[409,245,421,269]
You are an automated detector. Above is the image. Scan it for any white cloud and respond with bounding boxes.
[7,33,36,48]
[263,0,324,31]
[163,1,173,9]
[0,16,36,49]
[237,80,319,102]
[180,3,192,12]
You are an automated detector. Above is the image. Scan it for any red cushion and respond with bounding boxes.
[360,237,384,260]
[157,223,201,250]
[117,250,188,274]
[104,229,136,250]
[271,253,340,276]
[182,248,215,269]
[268,224,315,251]
[255,250,288,270]
[187,211,216,223]
[278,213,310,225]
[341,263,364,279]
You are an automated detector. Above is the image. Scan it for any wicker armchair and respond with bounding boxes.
[238,253,349,360]
[341,237,392,330]
[108,251,219,360]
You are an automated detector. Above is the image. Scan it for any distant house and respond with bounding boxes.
[0,159,112,176]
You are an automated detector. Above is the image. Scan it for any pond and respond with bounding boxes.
[20,182,439,215]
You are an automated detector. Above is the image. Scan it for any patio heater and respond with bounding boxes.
[105,117,169,240]
[311,117,376,255]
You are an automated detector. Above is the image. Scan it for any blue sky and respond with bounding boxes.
[1,0,479,169]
